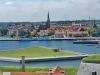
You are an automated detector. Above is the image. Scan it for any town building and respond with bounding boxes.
[67,31,88,37]
[54,30,65,38]
[37,29,49,37]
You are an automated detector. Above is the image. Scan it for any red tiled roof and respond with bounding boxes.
[11,72,65,75]
[51,66,62,73]
[67,31,88,35]
[11,72,49,75]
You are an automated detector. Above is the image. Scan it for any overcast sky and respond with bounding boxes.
[0,0,100,22]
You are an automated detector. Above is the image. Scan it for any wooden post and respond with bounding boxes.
[21,56,25,72]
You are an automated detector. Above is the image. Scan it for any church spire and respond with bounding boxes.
[93,19,97,28]
[46,12,50,28]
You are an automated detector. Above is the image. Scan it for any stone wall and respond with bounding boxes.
[77,62,100,75]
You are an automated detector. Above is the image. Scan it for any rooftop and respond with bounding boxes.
[2,66,66,75]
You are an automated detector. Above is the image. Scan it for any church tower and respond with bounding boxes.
[93,20,97,29]
[46,12,50,28]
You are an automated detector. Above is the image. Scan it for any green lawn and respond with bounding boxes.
[0,47,79,58]
[0,67,78,75]
[83,54,100,63]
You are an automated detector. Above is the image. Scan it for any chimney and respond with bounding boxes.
[21,56,25,72]
[60,71,66,75]
[49,69,53,75]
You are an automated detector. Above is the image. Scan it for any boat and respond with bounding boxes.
[75,37,99,40]
[73,40,100,44]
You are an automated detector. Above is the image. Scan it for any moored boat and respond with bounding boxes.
[73,40,100,44]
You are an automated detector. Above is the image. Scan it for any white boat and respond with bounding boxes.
[73,39,100,44]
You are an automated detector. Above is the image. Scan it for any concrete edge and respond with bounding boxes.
[0,55,89,63]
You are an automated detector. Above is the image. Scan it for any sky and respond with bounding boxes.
[0,0,100,22]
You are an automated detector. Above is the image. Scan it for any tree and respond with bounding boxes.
[48,31,54,36]
[0,29,8,36]
[87,28,97,36]
[24,31,31,38]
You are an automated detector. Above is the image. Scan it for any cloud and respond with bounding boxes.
[5,1,13,5]
[0,0,100,22]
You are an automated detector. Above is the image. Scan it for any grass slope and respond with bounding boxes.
[0,47,79,58]
[0,67,78,75]
[83,54,100,63]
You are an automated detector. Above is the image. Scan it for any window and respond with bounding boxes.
[92,71,97,75]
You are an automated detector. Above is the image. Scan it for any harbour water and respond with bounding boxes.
[0,59,81,67]
[0,40,100,67]
[0,40,100,54]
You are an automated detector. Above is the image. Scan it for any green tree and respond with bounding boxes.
[24,31,31,38]
[87,28,97,36]
[48,31,54,36]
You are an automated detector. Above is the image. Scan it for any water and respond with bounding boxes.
[0,40,100,67]
[0,41,100,54]
[0,60,81,67]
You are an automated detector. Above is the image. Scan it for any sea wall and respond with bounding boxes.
[0,55,88,63]
[23,55,85,63]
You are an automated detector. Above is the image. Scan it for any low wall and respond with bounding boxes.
[0,57,20,63]
[23,55,87,63]
[0,55,88,63]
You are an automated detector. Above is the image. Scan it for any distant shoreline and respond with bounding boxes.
[0,37,99,41]
[0,37,76,41]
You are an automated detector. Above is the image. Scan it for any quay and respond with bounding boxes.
[0,37,100,41]
[0,37,76,41]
